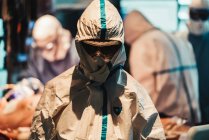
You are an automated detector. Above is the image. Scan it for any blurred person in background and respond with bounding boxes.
[124,10,201,132]
[0,14,79,139]
[20,14,80,84]
[30,1,165,139]
[176,0,209,124]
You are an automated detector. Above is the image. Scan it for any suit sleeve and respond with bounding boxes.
[29,82,56,140]
[132,85,165,140]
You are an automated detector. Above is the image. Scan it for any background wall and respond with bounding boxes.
[121,0,191,32]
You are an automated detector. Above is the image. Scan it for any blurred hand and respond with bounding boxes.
[0,94,41,130]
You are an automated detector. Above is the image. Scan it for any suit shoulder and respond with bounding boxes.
[124,70,147,93]
[45,66,76,88]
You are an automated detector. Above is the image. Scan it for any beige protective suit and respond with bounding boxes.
[125,12,201,124]
[30,1,165,140]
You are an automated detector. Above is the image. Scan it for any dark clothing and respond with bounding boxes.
[123,42,131,73]
[189,32,209,124]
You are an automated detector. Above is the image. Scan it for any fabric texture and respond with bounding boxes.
[30,0,165,140]
[129,29,201,124]
[30,66,165,140]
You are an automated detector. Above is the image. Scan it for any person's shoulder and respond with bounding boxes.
[131,29,167,56]
[124,70,155,106]
[143,29,164,39]
[174,30,189,40]
[45,66,76,88]
[133,29,166,47]
[124,70,148,94]
[43,66,77,101]
[171,31,193,50]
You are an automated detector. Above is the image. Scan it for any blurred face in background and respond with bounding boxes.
[32,15,69,62]
[33,33,59,62]
[188,0,209,35]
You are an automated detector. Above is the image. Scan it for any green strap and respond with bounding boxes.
[100,1,107,139]
[100,0,106,40]
[101,85,108,140]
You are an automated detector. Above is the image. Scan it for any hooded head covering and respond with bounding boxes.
[124,10,154,45]
[32,15,72,62]
[75,0,126,83]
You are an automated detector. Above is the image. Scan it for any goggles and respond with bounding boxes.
[81,42,121,59]
[32,38,58,51]
[189,8,209,21]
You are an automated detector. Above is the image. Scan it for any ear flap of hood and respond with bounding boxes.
[75,0,126,83]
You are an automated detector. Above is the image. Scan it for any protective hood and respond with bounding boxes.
[124,10,154,45]
[75,0,126,83]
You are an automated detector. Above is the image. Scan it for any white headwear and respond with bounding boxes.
[75,0,126,83]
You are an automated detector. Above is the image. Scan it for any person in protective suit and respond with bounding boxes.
[124,11,201,125]
[176,0,209,124]
[30,1,165,140]
[20,15,80,84]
